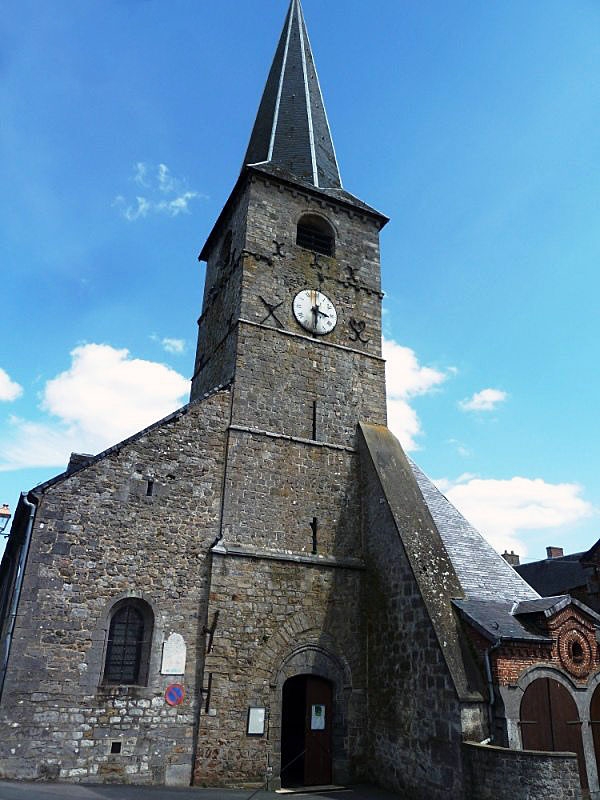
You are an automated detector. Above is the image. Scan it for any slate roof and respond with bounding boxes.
[512,596,572,615]
[453,598,552,643]
[515,553,589,597]
[454,594,600,643]
[513,595,600,624]
[409,459,539,603]
[243,0,342,189]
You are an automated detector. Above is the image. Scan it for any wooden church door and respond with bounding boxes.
[281,675,333,787]
[520,678,588,791]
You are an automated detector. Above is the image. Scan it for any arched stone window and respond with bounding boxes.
[103,598,154,686]
[296,214,335,257]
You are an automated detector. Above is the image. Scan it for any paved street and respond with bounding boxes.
[0,784,406,800]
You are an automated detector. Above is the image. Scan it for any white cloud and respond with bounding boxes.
[115,162,200,220]
[383,337,448,451]
[459,387,507,412]
[0,369,23,402]
[0,344,189,472]
[161,338,186,355]
[133,162,149,187]
[157,163,176,193]
[434,474,594,557]
[447,438,472,458]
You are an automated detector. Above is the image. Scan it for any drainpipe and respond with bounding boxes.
[483,638,502,742]
[0,492,38,702]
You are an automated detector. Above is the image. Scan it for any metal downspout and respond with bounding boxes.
[0,492,38,702]
[483,638,502,741]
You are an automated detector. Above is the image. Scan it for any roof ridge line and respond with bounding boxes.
[297,0,343,188]
[297,0,319,186]
[267,0,294,162]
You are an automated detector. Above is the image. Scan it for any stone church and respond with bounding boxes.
[1,2,599,798]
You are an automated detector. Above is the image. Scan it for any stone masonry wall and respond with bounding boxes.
[0,391,230,785]
[193,550,366,786]
[222,432,362,557]
[361,448,465,800]
[190,185,250,400]
[462,741,582,800]
[243,174,384,360]
[232,324,386,449]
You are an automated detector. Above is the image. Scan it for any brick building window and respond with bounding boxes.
[296,214,335,257]
[103,599,153,685]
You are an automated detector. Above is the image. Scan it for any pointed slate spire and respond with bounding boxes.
[243,0,342,189]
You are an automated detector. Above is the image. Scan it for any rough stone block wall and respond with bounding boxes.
[222,431,362,557]
[244,175,384,360]
[462,741,582,800]
[191,186,250,400]
[361,448,465,800]
[0,392,230,784]
[232,325,386,448]
[193,551,366,786]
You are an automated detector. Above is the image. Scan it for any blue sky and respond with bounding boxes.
[2,0,599,562]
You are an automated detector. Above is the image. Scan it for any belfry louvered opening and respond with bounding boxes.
[296,214,335,257]
[103,599,153,685]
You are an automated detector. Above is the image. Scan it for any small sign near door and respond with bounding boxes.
[247,707,266,736]
[311,703,325,730]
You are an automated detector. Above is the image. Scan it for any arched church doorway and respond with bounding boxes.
[281,675,332,787]
[520,677,588,792]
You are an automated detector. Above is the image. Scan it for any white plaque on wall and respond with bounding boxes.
[161,633,186,675]
[247,707,266,736]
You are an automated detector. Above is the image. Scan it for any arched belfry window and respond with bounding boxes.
[103,599,153,686]
[296,214,335,257]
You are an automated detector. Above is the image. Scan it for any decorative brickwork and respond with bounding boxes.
[491,606,600,687]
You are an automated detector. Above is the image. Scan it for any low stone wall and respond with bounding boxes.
[463,741,582,800]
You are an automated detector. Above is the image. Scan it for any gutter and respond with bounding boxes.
[0,492,38,702]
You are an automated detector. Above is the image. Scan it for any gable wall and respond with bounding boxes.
[491,607,600,687]
[0,392,230,785]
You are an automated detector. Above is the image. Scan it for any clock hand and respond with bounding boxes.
[311,304,319,331]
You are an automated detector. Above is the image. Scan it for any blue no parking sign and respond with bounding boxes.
[165,683,185,706]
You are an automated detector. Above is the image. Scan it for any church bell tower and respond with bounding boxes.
[190,0,388,450]
[192,0,389,786]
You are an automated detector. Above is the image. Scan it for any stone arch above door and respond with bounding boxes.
[268,634,353,789]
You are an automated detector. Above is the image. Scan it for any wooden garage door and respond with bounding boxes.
[520,677,588,791]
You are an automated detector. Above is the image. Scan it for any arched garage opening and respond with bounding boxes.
[520,677,588,792]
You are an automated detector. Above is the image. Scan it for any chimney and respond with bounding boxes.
[546,546,564,559]
[67,453,94,474]
[502,550,520,567]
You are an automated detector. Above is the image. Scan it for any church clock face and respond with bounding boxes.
[293,289,337,335]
